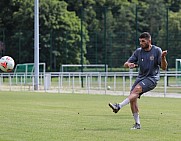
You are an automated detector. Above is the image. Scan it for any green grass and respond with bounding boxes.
[0,91,180,141]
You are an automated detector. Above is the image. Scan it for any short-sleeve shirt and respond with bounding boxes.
[127,45,162,83]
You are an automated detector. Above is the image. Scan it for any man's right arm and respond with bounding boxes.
[124,62,137,69]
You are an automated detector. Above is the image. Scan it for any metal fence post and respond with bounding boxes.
[123,75,125,96]
[164,72,167,97]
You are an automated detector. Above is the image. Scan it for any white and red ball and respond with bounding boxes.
[0,56,15,72]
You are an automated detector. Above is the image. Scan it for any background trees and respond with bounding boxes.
[0,0,180,71]
[1,0,89,71]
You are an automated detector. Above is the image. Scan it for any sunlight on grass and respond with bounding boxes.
[0,91,180,141]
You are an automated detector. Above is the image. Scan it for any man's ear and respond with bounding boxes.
[148,39,151,44]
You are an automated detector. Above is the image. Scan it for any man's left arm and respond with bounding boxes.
[161,50,168,70]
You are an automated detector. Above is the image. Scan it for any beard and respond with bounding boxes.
[141,43,149,49]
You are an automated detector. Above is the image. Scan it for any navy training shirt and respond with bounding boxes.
[127,45,162,82]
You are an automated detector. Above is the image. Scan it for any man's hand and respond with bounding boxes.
[161,50,168,70]
[124,62,137,69]
[161,50,167,58]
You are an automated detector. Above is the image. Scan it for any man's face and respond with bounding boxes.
[139,38,150,49]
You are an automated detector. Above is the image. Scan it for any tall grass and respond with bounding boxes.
[0,91,180,141]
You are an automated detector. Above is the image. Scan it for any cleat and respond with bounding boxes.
[108,103,120,113]
[131,123,141,130]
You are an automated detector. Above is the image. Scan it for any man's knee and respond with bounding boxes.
[131,84,142,94]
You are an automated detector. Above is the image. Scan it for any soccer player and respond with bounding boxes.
[109,32,167,129]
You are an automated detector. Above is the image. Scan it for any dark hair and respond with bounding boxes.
[139,32,151,40]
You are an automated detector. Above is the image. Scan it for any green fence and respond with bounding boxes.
[12,63,46,84]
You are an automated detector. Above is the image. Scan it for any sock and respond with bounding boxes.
[133,113,140,124]
[118,98,130,108]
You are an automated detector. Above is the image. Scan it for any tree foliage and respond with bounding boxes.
[0,0,180,70]
[1,0,88,71]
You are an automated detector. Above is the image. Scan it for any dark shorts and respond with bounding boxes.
[131,78,157,98]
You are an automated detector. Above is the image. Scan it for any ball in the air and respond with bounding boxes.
[107,86,111,90]
[0,56,15,72]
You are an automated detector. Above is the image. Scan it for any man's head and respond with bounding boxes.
[139,32,151,50]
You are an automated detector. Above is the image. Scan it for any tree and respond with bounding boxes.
[0,0,181,70]
[0,0,21,59]
[165,0,181,12]
[158,10,181,67]
[65,0,138,67]
[10,0,89,71]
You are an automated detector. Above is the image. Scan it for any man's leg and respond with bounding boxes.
[130,99,141,129]
[130,99,140,124]
[120,84,142,108]
[109,78,157,129]
[109,84,142,113]
[127,85,141,129]
[129,84,141,129]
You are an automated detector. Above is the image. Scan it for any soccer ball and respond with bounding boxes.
[107,85,111,90]
[0,56,15,72]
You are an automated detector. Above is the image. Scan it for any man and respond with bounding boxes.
[108,32,167,129]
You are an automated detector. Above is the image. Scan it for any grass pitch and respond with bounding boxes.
[0,91,180,141]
